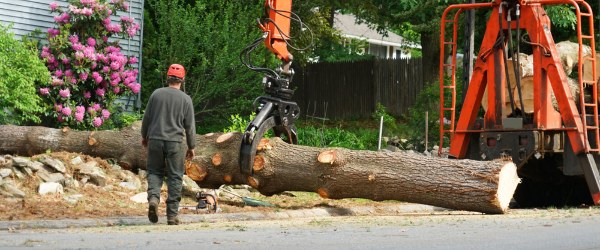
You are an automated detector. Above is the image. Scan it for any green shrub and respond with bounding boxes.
[297,124,377,150]
[0,24,49,125]
[223,113,255,133]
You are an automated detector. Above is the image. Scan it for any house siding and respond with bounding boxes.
[0,0,144,110]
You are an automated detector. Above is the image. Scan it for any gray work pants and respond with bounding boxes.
[146,139,185,217]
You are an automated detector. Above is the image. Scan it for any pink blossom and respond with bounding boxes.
[59,88,71,98]
[81,7,93,16]
[122,2,129,10]
[102,36,108,42]
[92,103,101,111]
[79,72,89,81]
[57,115,64,122]
[76,106,85,114]
[61,107,72,116]
[95,88,105,97]
[87,37,96,47]
[87,107,95,114]
[68,35,79,44]
[49,2,59,11]
[126,23,140,37]
[102,66,110,73]
[106,23,121,33]
[113,86,120,94]
[47,28,60,38]
[130,83,141,94]
[75,51,84,60]
[75,112,84,122]
[101,109,110,119]
[102,18,111,26]
[110,72,120,79]
[65,70,73,77]
[110,79,120,86]
[40,50,50,59]
[107,9,112,15]
[47,56,56,65]
[83,47,96,60]
[92,117,103,127]
[110,61,121,70]
[84,91,92,99]
[94,75,103,84]
[120,16,134,23]
[53,13,70,24]
[128,57,138,64]
[91,62,97,69]
[80,0,94,6]
[39,88,50,96]
[55,104,63,112]
[72,43,83,51]
[54,69,63,78]
[51,77,64,86]
[70,78,77,84]
[61,57,70,65]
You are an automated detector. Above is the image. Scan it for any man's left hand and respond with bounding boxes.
[186,148,195,159]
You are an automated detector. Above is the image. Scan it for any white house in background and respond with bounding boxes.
[333,13,420,59]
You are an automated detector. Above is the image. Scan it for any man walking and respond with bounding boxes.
[141,64,195,225]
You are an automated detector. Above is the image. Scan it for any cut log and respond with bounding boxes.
[481,41,589,117]
[0,124,520,214]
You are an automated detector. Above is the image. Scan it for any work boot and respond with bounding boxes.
[148,197,159,223]
[167,215,180,225]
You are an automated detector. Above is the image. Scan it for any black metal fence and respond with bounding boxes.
[292,57,429,119]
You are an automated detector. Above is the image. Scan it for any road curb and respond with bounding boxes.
[0,204,448,230]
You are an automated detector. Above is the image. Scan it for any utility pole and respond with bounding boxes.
[462,0,476,104]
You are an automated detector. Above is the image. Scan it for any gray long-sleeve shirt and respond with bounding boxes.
[141,87,196,149]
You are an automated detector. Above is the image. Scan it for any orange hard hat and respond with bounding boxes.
[167,64,186,79]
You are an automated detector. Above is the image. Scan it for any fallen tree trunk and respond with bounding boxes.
[0,124,520,214]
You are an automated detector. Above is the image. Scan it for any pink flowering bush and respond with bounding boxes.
[38,0,141,129]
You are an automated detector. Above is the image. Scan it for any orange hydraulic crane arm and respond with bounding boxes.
[261,0,293,63]
[239,0,301,176]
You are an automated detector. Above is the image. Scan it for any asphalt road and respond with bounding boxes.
[1,209,599,249]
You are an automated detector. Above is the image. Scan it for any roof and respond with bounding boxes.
[333,13,420,48]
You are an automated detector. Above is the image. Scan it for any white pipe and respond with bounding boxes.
[377,116,384,150]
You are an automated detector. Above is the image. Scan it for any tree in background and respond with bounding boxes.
[38,0,141,129]
[0,24,50,125]
[142,0,373,132]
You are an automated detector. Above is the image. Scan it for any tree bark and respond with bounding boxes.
[0,124,520,214]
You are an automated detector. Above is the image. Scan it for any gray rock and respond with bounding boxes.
[12,156,31,167]
[78,161,107,186]
[11,167,25,179]
[27,161,44,172]
[21,166,34,177]
[64,194,84,204]
[70,156,84,165]
[37,170,66,184]
[119,182,139,190]
[38,182,64,195]
[386,145,400,152]
[40,157,66,173]
[1,183,25,198]
[111,164,122,171]
[130,192,148,203]
[0,168,12,178]
[64,178,80,189]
